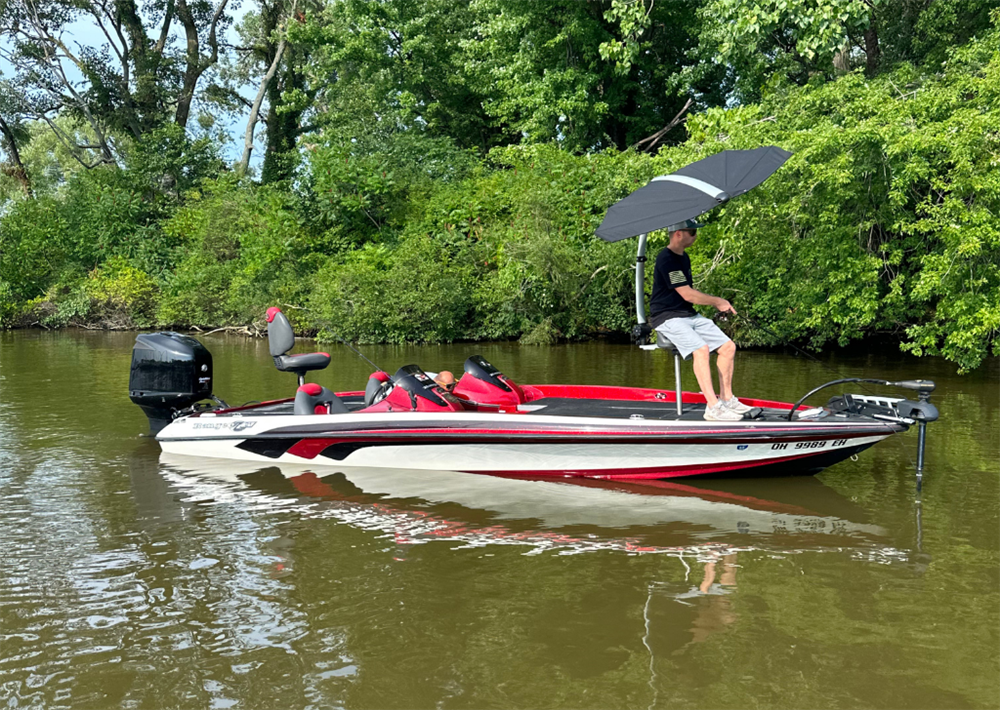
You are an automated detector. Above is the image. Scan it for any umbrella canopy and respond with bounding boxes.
[596,146,793,242]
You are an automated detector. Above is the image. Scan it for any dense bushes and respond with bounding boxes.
[0,22,998,371]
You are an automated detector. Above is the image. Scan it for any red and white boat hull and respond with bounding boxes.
[158,409,897,480]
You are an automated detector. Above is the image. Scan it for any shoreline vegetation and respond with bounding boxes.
[1,2,997,373]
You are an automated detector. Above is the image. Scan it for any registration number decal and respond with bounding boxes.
[772,440,841,451]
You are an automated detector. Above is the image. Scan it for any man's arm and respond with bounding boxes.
[675,285,736,314]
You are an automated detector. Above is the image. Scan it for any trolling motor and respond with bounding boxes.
[792,378,938,489]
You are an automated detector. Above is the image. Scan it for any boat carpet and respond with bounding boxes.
[524,397,784,421]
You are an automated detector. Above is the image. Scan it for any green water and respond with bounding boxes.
[1,331,997,709]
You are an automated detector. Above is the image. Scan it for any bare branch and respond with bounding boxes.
[633,98,693,152]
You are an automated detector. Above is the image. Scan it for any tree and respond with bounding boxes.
[0,86,33,196]
[0,0,233,164]
[462,0,720,152]
[698,0,998,103]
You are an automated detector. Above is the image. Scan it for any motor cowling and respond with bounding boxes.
[129,332,213,433]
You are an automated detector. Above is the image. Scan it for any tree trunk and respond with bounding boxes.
[174,0,229,128]
[174,0,201,129]
[0,114,33,197]
[863,16,880,76]
[238,36,286,176]
[260,60,301,184]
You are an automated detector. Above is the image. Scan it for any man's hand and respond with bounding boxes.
[676,286,738,314]
[714,298,736,315]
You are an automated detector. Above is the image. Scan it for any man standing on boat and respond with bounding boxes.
[649,220,751,422]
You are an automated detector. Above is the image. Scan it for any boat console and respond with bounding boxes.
[360,365,466,413]
[453,356,526,407]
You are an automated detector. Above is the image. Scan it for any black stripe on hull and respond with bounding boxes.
[236,438,298,459]
[691,443,876,479]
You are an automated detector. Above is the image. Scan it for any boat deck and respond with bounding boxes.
[527,397,753,421]
[221,395,802,422]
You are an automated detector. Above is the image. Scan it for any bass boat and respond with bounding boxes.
[128,308,938,481]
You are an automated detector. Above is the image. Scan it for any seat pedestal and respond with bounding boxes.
[640,330,687,416]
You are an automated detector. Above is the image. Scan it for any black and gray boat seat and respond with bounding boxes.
[266,307,331,386]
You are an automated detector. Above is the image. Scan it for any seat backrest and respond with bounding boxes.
[364,371,393,406]
[266,307,294,356]
[294,383,349,415]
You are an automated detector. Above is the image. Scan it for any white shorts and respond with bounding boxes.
[654,314,731,360]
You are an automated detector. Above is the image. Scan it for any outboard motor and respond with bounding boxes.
[129,332,214,434]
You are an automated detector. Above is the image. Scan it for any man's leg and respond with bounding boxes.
[715,340,736,401]
[691,345,718,407]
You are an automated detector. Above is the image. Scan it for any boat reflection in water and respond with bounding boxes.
[156,453,908,564]
[150,452,922,680]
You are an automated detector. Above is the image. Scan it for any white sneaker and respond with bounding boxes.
[704,402,743,421]
[722,396,752,414]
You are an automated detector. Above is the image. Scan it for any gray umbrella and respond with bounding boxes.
[596,146,793,242]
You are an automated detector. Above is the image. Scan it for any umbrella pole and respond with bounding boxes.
[635,233,648,324]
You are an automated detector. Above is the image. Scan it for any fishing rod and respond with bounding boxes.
[325,328,393,381]
[727,310,899,395]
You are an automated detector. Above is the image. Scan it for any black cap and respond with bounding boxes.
[667,219,705,232]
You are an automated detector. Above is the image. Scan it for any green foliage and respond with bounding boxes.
[699,0,997,102]
[1,5,997,374]
[84,257,159,327]
[157,178,318,327]
[122,125,225,198]
[0,281,15,324]
[461,0,715,151]
[310,237,476,344]
[0,118,105,204]
[678,20,1000,371]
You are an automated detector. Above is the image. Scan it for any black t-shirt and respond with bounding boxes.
[649,247,696,326]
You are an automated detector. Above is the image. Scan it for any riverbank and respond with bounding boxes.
[5,318,978,380]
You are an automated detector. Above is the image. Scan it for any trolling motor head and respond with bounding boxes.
[888,380,938,422]
[888,379,936,397]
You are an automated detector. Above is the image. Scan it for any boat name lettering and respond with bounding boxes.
[794,441,827,450]
[192,421,257,432]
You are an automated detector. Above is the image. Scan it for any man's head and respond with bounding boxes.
[667,219,704,251]
[434,370,456,391]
